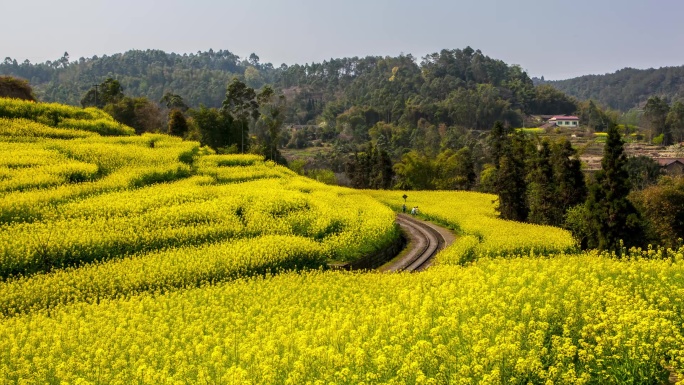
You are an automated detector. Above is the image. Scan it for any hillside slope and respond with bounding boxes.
[0,98,398,311]
[542,65,684,111]
[2,47,559,131]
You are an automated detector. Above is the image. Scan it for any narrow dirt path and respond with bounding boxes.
[382,214,455,272]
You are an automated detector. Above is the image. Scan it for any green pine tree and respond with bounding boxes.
[493,125,530,221]
[168,109,189,137]
[584,124,644,251]
[551,139,587,223]
[527,140,557,225]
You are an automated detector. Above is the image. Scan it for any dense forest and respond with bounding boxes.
[1,48,579,127]
[537,65,684,111]
[1,50,248,107]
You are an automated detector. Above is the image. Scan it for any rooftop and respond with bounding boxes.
[549,115,579,120]
[655,158,684,166]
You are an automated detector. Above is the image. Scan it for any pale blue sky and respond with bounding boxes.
[2,0,683,79]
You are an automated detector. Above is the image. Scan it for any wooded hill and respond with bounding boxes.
[538,65,684,111]
[1,48,578,131]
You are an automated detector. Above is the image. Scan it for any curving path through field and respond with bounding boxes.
[382,214,455,272]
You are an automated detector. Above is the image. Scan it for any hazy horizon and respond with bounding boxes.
[3,0,683,81]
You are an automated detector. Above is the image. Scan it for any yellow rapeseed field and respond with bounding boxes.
[1,252,683,383]
[1,99,684,384]
[367,190,577,264]
[0,99,398,284]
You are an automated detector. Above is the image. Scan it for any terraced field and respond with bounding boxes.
[1,98,683,384]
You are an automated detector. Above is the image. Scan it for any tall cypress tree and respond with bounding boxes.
[493,125,530,221]
[527,140,556,225]
[345,142,394,189]
[167,109,189,137]
[551,139,587,220]
[375,146,394,189]
[585,124,644,251]
[488,121,510,167]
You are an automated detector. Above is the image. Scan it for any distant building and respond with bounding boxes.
[548,115,580,128]
[655,158,684,175]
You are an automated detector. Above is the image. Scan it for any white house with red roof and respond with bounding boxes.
[548,115,580,128]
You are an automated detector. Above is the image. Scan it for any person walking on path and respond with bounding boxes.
[402,204,407,213]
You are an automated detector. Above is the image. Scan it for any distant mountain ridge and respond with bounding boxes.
[535,65,684,111]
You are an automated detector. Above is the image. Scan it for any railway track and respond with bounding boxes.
[384,214,453,272]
